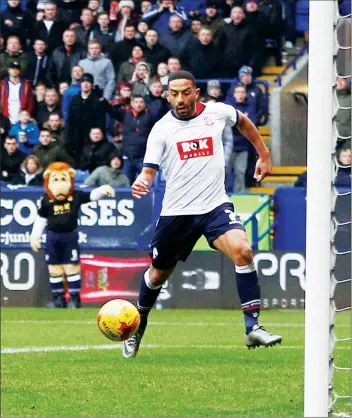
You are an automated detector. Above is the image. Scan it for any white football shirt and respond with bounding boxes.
[143,102,239,216]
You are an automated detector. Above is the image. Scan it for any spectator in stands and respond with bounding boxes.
[200,1,225,45]
[142,0,188,35]
[35,88,60,127]
[282,0,296,48]
[159,14,192,57]
[206,79,223,101]
[335,147,351,187]
[90,12,116,53]
[105,95,156,184]
[226,66,266,124]
[79,127,115,173]
[118,45,146,82]
[110,81,132,109]
[25,38,50,86]
[9,110,40,154]
[84,151,130,187]
[143,29,171,74]
[136,20,149,42]
[88,0,104,18]
[1,0,33,48]
[49,30,85,85]
[79,40,116,100]
[218,5,261,77]
[108,23,139,71]
[59,81,69,98]
[180,28,222,78]
[167,56,181,73]
[224,84,257,193]
[65,73,107,164]
[74,8,95,49]
[114,1,139,42]
[141,0,152,15]
[131,62,151,95]
[61,65,83,123]
[0,61,34,124]
[0,35,28,78]
[189,18,202,36]
[1,135,26,182]
[43,112,65,145]
[336,77,351,147]
[33,2,66,54]
[33,128,74,168]
[0,108,12,148]
[145,77,169,120]
[157,62,169,87]
[11,155,43,186]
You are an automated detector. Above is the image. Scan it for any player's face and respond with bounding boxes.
[167,79,200,119]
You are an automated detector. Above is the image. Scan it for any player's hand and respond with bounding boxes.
[101,185,116,198]
[30,236,41,252]
[131,178,149,199]
[254,155,272,182]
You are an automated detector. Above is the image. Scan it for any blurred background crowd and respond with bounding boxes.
[0,0,350,192]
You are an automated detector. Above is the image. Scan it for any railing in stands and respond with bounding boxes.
[276,43,309,86]
[243,196,272,250]
[195,79,270,126]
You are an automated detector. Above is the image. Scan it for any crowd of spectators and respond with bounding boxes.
[1,0,347,192]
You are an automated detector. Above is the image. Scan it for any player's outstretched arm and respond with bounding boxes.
[30,216,47,252]
[132,167,157,199]
[90,185,116,200]
[236,110,272,182]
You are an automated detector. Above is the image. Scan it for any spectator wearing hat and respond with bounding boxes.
[49,30,85,86]
[180,28,222,78]
[159,14,192,58]
[218,5,261,77]
[90,12,116,53]
[33,2,66,54]
[84,151,130,187]
[206,79,223,102]
[0,61,34,124]
[200,1,225,45]
[79,40,116,100]
[108,23,140,72]
[143,28,171,75]
[226,65,266,124]
[1,135,26,182]
[224,84,257,193]
[114,1,139,42]
[0,35,28,78]
[73,8,95,50]
[142,0,188,36]
[61,65,83,123]
[65,73,107,164]
[130,62,151,95]
[79,127,115,173]
[117,45,146,82]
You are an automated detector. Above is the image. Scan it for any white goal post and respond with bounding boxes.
[304,1,335,417]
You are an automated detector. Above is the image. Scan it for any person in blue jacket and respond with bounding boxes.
[61,65,83,124]
[9,109,39,154]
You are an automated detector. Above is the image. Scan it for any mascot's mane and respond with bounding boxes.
[43,162,76,201]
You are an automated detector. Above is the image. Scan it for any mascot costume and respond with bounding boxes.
[30,162,115,308]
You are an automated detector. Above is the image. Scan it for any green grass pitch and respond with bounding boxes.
[1,308,350,417]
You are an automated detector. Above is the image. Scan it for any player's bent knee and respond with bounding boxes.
[235,241,253,265]
[150,266,173,287]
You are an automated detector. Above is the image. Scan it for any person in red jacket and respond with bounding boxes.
[0,61,34,125]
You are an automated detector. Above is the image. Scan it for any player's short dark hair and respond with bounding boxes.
[168,71,196,87]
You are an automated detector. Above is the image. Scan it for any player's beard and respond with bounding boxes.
[175,103,196,119]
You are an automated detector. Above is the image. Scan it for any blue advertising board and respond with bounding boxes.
[0,186,155,250]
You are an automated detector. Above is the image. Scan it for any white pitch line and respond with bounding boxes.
[1,343,350,355]
[1,320,350,328]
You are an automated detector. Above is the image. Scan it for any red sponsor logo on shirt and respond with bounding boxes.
[177,137,214,160]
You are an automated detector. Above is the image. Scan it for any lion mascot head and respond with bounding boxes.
[43,162,76,201]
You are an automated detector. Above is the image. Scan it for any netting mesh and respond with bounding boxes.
[329,2,351,416]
